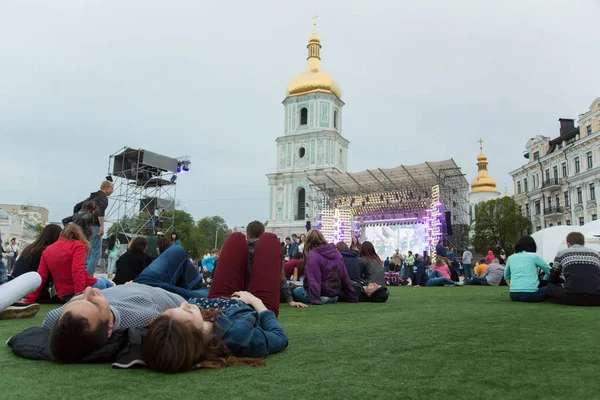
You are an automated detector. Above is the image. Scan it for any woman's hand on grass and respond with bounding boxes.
[288,301,308,308]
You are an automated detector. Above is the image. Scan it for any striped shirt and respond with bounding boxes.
[504,252,551,292]
[42,284,185,329]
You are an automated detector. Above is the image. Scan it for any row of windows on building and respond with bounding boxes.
[516,152,595,194]
[535,214,597,231]
[518,184,596,216]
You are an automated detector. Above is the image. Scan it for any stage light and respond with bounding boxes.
[105,175,113,182]
[170,175,177,183]
[182,161,191,172]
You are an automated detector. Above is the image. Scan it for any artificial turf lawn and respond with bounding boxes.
[1,286,599,400]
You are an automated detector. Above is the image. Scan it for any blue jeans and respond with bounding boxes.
[107,254,118,275]
[85,226,102,276]
[464,276,488,285]
[292,287,338,304]
[463,263,473,280]
[510,286,548,302]
[425,270,456,286]
[134,245,207,300]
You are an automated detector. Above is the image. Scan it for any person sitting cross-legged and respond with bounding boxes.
[504,235,551,302]
[547,231,600,306]
[40,245,208,363]
[464,258,505,286]
[142,231,289,373]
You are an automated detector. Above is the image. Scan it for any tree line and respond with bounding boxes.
[108,210,232,259]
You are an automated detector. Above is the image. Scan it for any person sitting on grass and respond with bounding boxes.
[359,241,387,287]
[410,254,428,286]
[291,230,357,305]
[547,231,600,306]
[39,245,210,363]
[10,224,63,304]
[425,257,461,286]
[11,224,62,279]
[156,237,172,255]
[474,260,488,277]
[504,235,551,302]
[143,231,288,373]
[23,225,113,305]
[112,236,154,285]
[284,252,303,281]
[464,258,505,286]
[337,241,360,281]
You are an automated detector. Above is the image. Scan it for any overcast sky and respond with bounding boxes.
[1,0,598,227]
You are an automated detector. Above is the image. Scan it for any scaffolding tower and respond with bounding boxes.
[438,167,470,252]
[105,147,189,239]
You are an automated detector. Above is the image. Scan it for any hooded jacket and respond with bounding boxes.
[305,244,357,304]
[485,250,495,264]
[340,249,360,280]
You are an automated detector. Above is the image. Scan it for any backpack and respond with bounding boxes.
[73,195,93,214]
[72,210,93,238]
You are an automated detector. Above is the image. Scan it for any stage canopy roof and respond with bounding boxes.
[308,159,467,197]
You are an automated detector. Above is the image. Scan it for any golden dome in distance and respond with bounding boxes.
[471,139,499,193]
[286,17,342,99]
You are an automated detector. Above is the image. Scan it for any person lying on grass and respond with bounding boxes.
[142,231,288,373]
[43,245,210,363]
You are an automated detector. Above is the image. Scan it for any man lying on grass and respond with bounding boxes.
[44,234,288,369]
[45,245,211,362]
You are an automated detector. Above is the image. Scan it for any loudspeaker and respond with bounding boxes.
[445,211,453,235]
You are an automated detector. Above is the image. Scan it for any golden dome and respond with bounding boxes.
[471,140,499,193]
[286,24,342,99]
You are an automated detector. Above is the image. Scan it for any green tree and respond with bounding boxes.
[196,216,232,252]
[472,197,531,256]
[161,210,201,257]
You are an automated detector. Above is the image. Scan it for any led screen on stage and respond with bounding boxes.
[360,224,428,258]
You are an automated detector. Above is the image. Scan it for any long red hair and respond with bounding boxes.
[142,309,265,373]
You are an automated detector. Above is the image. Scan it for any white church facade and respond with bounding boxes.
[266,25,349,239]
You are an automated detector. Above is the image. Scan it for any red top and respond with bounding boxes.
[24,237,97,303]
[284,259,302,278]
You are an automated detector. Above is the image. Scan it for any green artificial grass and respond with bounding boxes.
[1,286,599,400]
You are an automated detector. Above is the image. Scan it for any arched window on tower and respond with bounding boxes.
[297,188,306,220]
[334,110,338,129]
[300,108,308,125]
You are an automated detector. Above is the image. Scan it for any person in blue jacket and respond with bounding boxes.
[142,231,288,373]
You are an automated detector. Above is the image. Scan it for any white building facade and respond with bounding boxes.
[510,98,600,231]
[266,25,349,239]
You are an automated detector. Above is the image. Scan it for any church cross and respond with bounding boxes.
[312,14,319,26]
[478,138,484,153]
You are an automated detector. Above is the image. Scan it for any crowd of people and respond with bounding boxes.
[0,181,598,374]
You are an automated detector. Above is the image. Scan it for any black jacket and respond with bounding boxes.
[113,251,154,285]
[89,190,109,226]
[340,250,360,281]
[12,250,43,277]
[8,326,147,369]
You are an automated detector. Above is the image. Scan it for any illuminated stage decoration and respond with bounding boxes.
[307,160,469,255]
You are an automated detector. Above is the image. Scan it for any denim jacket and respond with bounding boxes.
[213,302,288,358]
